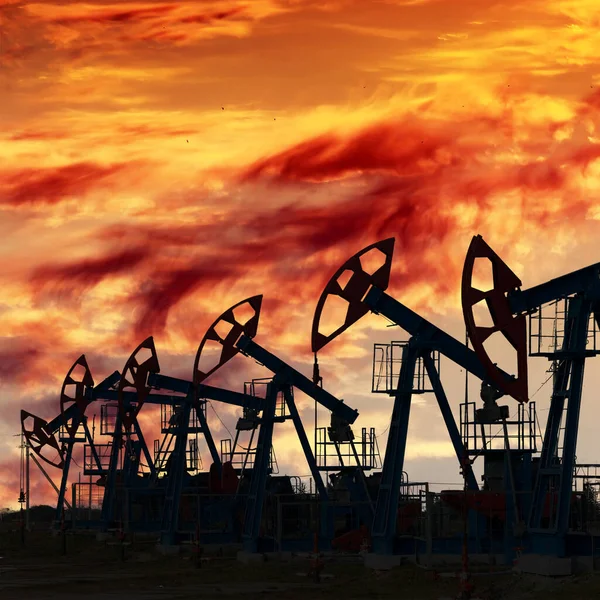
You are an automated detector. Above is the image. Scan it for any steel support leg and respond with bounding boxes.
[284,385,331,539]
[82,419,104,472]
[132,418,156,479]
[423,353,478,491]
[55,440,75,525]
[242,381,277,553]
[195,399,221,469]
[101,412,123,530]
[528,296,590,556]
[160,397,193,546]
[372,341,418,555]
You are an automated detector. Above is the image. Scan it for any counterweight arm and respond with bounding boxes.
[236,334,359,425]
[146,372,264,412]
[364,286,513,387]
[508,263,600,315]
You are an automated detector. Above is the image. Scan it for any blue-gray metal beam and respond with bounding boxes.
[48,389,194,433]
[94,371,122,392]
[48,380,261,436]
[283,386,328,501]
[236,335,359,424]
[122,392,181,406]
[146,373,223,468]
[423,353,478,491]
[364,287,513,385]
[147,373,263,411]
[199,384,263,411]
[132,415,156,479]
[81,418,103,473]
[55,441,75,523]
[148,373,190,394]
[508,263,600,314]
[100,410,123,529]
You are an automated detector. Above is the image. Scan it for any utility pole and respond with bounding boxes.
[25,440,30,531]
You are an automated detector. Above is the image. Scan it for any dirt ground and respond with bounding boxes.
[1,529,600,600]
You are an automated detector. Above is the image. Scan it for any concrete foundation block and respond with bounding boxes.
[237,550,266,564]
[156,543,181,556]
[264,551,294,562]
[516,554,572,577]
[364,553,405,570]
[416,553,506,568]
[571,555,600,574]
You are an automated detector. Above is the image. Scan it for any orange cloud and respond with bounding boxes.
[24,1,290,50]
[241,121,455,183]
[129,263,240,338]
[0,162,132,207]
[5,0,600,511]
[0,320,68,387]
[30,248,153,300]
[14,83,599,359]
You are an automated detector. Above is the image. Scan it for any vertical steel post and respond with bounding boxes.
[242,380,278,553]
[371,340,419,554]
[195,398,221,469]
[423,353,478,491]
[283,385,331,540]
[101,409,123,530]
[528,296,591,556]
[25,442,30,531]
[55,441,75,525]
[160,394,193,547]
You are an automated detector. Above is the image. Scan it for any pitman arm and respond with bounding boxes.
[236,334,359,425]
[364,286,513,387]
[146,372,264,411]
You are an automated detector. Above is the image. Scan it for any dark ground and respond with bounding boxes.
[1,528,600,600]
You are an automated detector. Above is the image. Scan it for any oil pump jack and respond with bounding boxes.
[19,320,271,546]
[311,237,542,561]
[21,357,127,529]
[193,295,377,553]
[312,235,600,568]
[101,305,274,548]
[313,238,489,555]
[20,355,203,531]
[462,235,600,560]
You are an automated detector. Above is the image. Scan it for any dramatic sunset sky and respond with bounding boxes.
[2,0,600,511]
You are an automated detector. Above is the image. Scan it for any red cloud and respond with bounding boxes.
[9,87,600,391]
[115,187,453,345]
[0,322,68,387]
[0,345,42,383]
[30,247,152,298]
[20,1,279,52]
[0,162,130,207]
[242,83,600,190]
[130,263,239,339]
[8,131,69,142]
[116,124,197,138]
[176,6,248,25]
[98,222,212,247]
[241,123,455,183]
[51,4,178,26]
